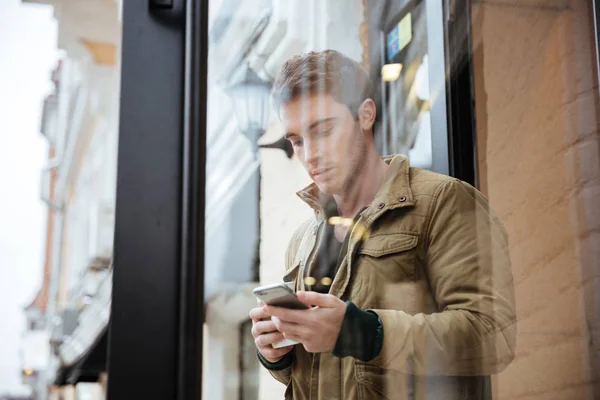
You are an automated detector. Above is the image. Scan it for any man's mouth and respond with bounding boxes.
[311,167,334,181]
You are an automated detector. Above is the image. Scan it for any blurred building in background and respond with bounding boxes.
[20,0,121,399]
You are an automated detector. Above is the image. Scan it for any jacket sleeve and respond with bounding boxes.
[370,179,517,376]
[264,219,312,385]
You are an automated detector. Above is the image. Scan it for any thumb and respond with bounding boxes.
[296,291,337,308]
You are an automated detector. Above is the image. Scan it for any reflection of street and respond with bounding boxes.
[205,1,369,398]
[384,1,432,167]
[19,0,121,398]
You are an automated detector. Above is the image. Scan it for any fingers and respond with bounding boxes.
[267,306,308,324]
[258,345,294,363]
[251,320,277,338]
[272,317,307,342]
[254,328,294,363]
[296,291,337,308]
[255,331,285,348]
[249,305,271,322]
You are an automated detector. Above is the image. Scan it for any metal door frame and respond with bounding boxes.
[107,1,207,398]
[443,0,478,187]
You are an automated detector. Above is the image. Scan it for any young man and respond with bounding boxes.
[249,50,516,400]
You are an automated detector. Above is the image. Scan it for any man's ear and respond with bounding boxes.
[358,99,376,132]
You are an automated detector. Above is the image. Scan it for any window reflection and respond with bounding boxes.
[205,1,600,400]
[205,1,448,399]
[382,2,432,169]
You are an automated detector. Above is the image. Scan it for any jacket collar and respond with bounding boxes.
[296,154,416,221]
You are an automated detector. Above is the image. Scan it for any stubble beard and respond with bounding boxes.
[339,131,367,195]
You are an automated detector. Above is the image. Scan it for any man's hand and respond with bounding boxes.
[268,291,347,354]
[249,304,294,363]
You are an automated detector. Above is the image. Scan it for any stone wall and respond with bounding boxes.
[471,0,600,398]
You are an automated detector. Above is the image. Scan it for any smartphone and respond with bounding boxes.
[253,282,307,349]
[253,283,308,310]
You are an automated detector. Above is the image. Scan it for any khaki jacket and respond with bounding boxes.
[268,155,517,400]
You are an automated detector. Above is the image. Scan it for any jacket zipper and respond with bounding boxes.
[303,220,323,400]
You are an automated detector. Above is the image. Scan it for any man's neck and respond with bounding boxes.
[333,151,389,219]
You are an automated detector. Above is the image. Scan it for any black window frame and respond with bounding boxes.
[107,0,207,399]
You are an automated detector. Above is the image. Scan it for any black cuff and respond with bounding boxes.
[333,301,384,362]
[257,350,294,371]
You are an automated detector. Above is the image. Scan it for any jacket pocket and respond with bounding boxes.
[358,233,418,280]
[353,233,421,311]
[354,361,414,400]
[359,233,418,258]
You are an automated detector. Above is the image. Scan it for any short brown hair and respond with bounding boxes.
[271,50,374,118]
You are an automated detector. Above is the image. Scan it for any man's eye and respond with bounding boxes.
[292,139,303,147]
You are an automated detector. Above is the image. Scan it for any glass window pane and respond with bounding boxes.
[382,2,433,169]
[205,0,600,399]
[204,1,457,399]
[9,0,597,398]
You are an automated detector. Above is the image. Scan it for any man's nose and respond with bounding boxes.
[303,139,320,166]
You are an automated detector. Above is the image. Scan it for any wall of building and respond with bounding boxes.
[471,0,600,398]
[19,1,122,396]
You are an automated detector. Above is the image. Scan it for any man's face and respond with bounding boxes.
[281,94,367,195]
